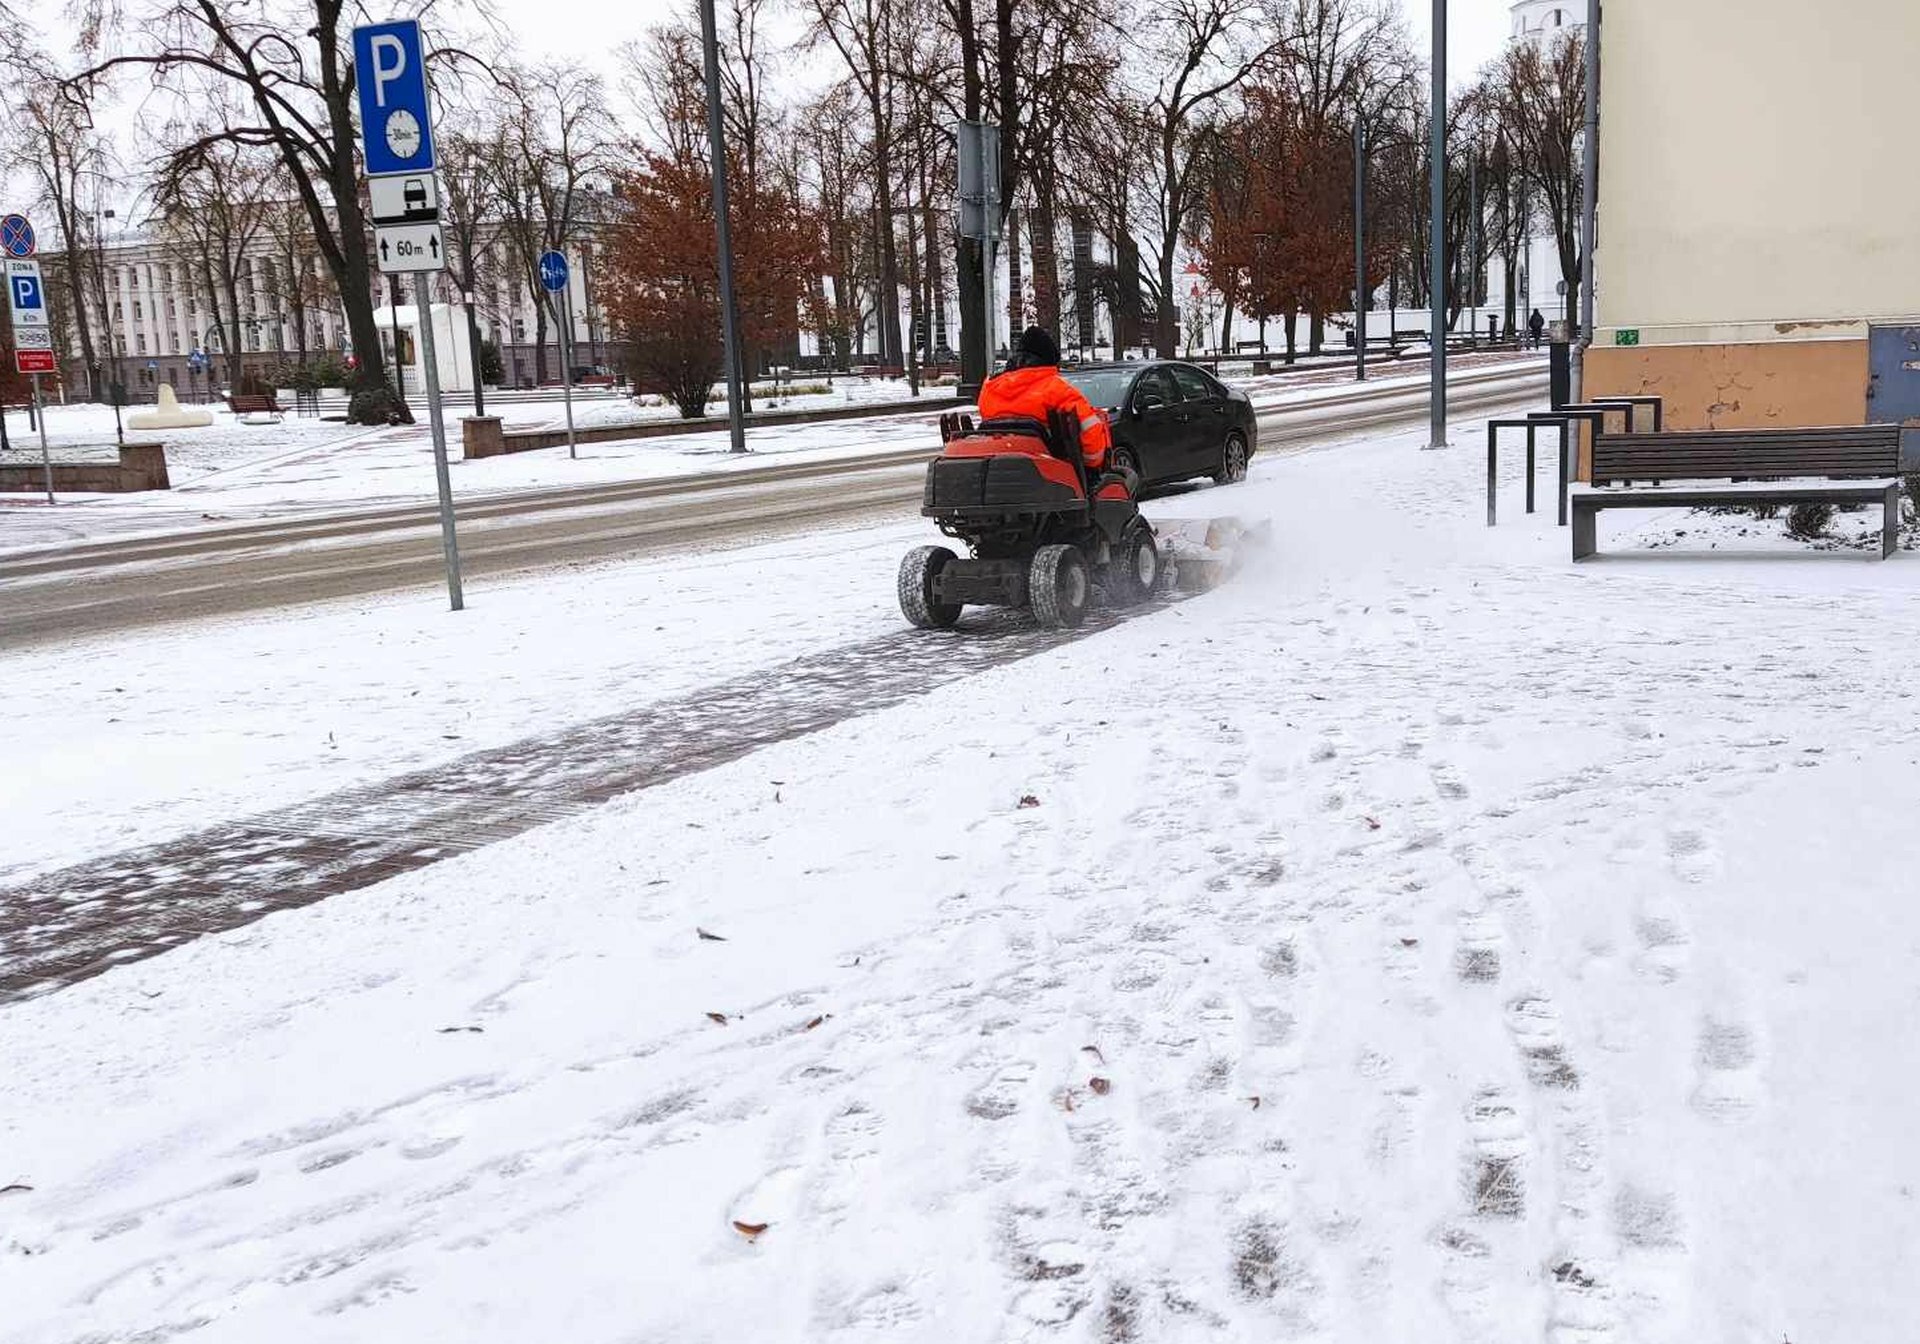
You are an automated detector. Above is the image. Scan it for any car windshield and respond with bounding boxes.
[1059,368,1135,409]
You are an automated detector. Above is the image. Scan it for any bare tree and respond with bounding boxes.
[1134,0,1282,355]
[2,50,112,400]
[439,124,500,412]
[1491,30,1585,329]
[492,61,614,385]
[68,0,490,422]
[153,137,276,388]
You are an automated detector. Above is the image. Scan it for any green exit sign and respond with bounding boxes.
[1615,329,1642,347]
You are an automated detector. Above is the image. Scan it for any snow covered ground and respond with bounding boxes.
[6,405,1919,1342]
[0,354,1537,552]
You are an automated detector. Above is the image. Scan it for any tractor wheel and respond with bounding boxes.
[1108,525,1161,606]
[1029,544,1091,629]
[898,545,962,629]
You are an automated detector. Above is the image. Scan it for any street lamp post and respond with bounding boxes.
[1353,116,1368,382]
[1428,0,1448,449]
[698,0,749,454]
[1572,0,1601,403]
[1253,230,1271,362]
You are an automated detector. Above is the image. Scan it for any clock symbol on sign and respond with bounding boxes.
[385,109,422,161]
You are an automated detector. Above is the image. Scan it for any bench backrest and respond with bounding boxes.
[1592,425,1900,485]
[227,393,278,412]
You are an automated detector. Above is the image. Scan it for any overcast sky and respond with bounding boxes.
[3,0,1516,220]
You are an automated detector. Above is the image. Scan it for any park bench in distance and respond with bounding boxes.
[225,391,284,422]
[1570,424,1903,561]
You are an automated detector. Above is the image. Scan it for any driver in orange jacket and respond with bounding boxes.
[978,326,1113,472]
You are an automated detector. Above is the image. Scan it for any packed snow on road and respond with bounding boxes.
[4,410,1918,1343]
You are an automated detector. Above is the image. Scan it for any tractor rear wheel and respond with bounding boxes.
[899,545,962,629]
[1029,544,1091,629]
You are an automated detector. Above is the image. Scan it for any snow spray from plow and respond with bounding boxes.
[1155,516,1273,593]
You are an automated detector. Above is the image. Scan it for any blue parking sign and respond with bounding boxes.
[10,272,43,311]
[353,20,437,178]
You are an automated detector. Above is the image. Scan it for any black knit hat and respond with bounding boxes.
[1016,326,1061,367]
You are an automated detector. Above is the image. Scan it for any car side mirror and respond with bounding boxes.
[1134,391,1165,414]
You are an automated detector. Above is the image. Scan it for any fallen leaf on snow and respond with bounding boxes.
[0,1183,33,1196]
[706,1012,731,1026]
[1088,1077,1112,1096]
[1247,1096,1262,1110]
[436,1026,484,1035]
[1363,816,1382,831]
[803,1014,831,1031]
[697,927,727,942]
[1081,1044,1106,1064]
[732,1220,769,1241]
[1400,938,1419,948]
[1018,794,1041,809]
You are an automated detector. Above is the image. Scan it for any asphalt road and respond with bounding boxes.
[0,368,1544,648]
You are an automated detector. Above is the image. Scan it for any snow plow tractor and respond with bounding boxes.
[899,408,1161,630]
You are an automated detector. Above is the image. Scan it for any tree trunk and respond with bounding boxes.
[1283,306,1298,364]
[1155,245,1177,357]
[1218,292,1236,355]
[1309,307,1324,357]
[869,112,903,366]
[1029,188,1059,335]
[532,289,549,385]
[1004,209,1023,340]
[467,300,487,416]
[1071,212,1096,356]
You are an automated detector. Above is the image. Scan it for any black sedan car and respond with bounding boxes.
[1060,361,1258,489]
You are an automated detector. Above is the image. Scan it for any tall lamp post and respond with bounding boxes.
[1253,230,1271,361]
[698,0,749,454]
[1353,116,1368,382]
[1427,0,1447,448]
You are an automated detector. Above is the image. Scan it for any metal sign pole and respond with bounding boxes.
[559,285,577,459]
[31,374,52,504]
[413,274,464,611]
[1428,0,1448,449]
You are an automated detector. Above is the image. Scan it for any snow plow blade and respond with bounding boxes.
[1154,517,1272,593]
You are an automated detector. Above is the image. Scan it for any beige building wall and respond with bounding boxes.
[1590,0,1920,429]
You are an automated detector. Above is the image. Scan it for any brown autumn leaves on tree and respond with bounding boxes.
[601,151,820,419]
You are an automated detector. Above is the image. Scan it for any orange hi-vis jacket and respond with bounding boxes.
[977,365,1112,469]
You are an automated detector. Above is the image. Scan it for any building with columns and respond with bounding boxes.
[42,219,615,399]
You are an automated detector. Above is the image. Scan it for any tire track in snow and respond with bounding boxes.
[0,600,1187,1006]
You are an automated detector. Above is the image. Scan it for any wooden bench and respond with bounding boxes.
[1571,424,1904,561]
[225,392,284,422]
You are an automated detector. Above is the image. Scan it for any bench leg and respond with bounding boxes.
[1557,428,1572,528]
[1525,426,1537,514]
[1572,500,1598,561]
[1486,427,1497,527]
[1885,484,1901,560]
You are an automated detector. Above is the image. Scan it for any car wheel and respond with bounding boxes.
[898,545,962,629]
[1110,446,1141,483]
[1213,432,1249,485]
[1029,544,1090,629]
[1107,524,1160,606]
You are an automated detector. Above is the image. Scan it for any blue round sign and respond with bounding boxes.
[0,214,34,259]
[538,250,569,293]
[188,349,208,371]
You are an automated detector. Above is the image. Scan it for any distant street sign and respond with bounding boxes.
[14,349,55,374]
[0,214,34,258]
[376,221,445,274]
[369,173,440,225]
[538,250,569,293]
[353,21,437,178]
[188,348,208,370]
[1615,329,1642,347]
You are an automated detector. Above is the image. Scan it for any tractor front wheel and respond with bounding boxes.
[1029,544,1091,629]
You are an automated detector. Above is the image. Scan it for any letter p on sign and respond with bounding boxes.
[370,34,406,107]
